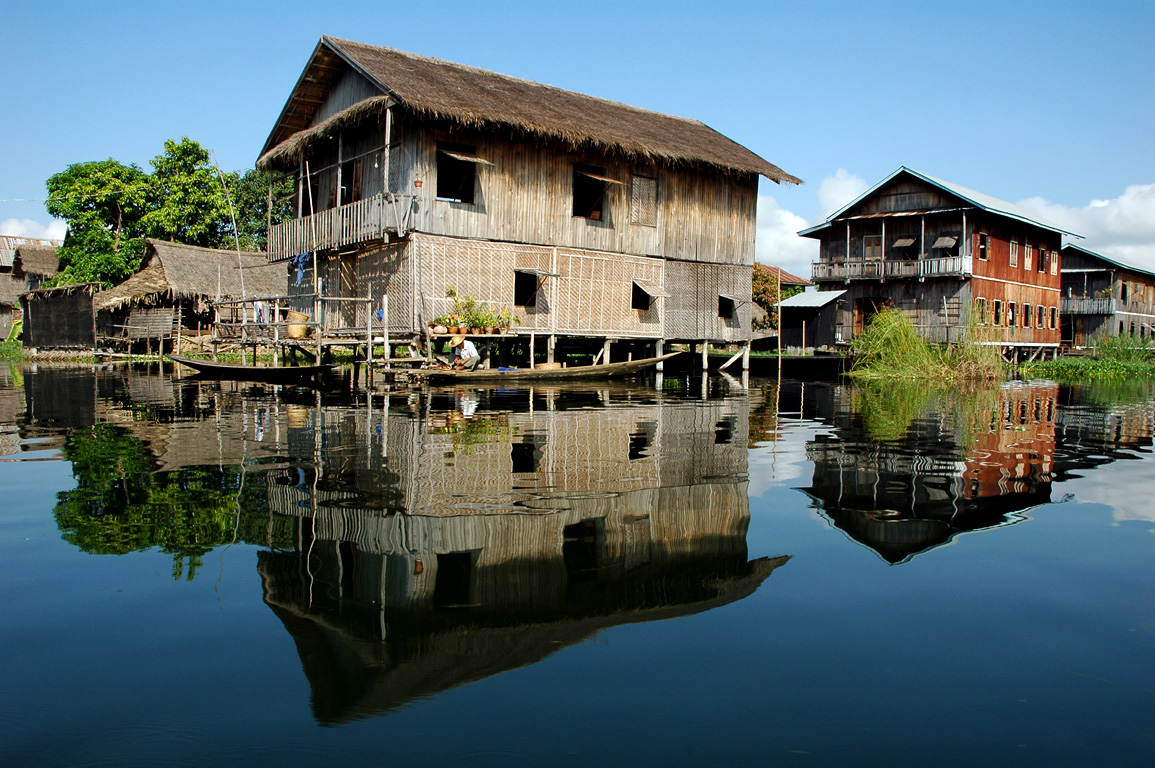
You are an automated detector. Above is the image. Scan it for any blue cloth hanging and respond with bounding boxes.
[291,252,310,287]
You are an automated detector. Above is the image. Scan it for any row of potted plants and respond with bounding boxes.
[430,287,519,334]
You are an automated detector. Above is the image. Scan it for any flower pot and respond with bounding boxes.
[432,324,447,335]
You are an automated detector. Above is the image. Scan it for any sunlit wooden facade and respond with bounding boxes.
[257,37,800,360]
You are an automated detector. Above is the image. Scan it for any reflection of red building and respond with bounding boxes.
[963,382,1057,501]
[803,382,1058,564]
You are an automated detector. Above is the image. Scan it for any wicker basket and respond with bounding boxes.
[535,362,562,370]
[285,310,309,339]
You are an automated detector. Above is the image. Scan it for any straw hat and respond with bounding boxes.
[449,334,466,346]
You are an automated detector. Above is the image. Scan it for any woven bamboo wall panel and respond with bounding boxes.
[662,261,753,341]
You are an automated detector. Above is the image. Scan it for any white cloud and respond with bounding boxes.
[1016,183,1155,269]
[755,194,816,278]
[816,168,868,219]
[0,218,67,241]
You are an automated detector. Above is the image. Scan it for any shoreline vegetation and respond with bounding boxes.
[848,308,1003,382]
[849,308,1155,382]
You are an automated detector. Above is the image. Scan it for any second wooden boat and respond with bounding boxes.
[170,355,336,384]
[410,352,680,383]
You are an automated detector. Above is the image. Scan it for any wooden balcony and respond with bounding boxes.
[1060,297,1116,315]
[812,255,973,282]
[267,193,415,262]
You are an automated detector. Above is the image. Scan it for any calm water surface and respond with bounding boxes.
[1,364,1152,766]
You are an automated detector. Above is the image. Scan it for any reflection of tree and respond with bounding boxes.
[53,423,290,580]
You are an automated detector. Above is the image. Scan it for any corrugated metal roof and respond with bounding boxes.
[798,167,1081,238]
[779,289,844,308]
[1062,243,1155,280]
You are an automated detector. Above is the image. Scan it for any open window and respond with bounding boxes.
[573,163,621,220]
[978,233,990,261]
[932,234,960,257]
[1007,302,1017,327]
[718,294,738,318]
[993,300,1003,325]
[437,142,490,204]
[631,278,668,311]
[975,297,988,324]
[892,236,917,259]
[1038,248,1048,273]
[339,156,364,206]
[1037,305,1045,328]
[1023,304,1032,328]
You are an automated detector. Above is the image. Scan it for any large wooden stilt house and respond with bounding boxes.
[800,167,1079,359]
[256,36,800,366]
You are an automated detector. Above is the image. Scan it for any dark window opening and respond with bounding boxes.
[436,143,478,204]
[340,158,363,206]
[1008,302,1016,327]
[632,282,653,311]
[993,300,1003,325]
[1038,248,1047,273]
[1037,305,1045,328]
[714,417,735,445]
[1024,304,1032,328]
[933,234,960,257]
[718,295,736,318]
[978,233,990,261]
[893,236,917,259]
[563,519,601,585]
[573,163,608,220]
[433,551,474,608]
[1121,282,1129,304]
[510,437,543,473]
[628,421,655,460]
[514,270,540,307]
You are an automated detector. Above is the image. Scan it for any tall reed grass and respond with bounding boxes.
[849,307,1004,382]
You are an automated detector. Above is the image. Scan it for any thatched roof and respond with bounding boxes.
[12,245,60,278]
[94,239,285,311]
[259,36,801,184]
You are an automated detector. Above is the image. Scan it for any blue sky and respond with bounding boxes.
[3,0,1153,277]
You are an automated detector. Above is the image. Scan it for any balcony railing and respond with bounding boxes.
[812,255,973,282]
[267,193,415,262]
[1060,297,1116,315]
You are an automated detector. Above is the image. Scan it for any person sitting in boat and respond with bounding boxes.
[450,334,480,371]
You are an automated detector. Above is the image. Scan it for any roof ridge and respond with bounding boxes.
[323,36,710,129]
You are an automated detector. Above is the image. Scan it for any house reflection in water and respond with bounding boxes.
[258,386,787,724]
[801,382,1058,563]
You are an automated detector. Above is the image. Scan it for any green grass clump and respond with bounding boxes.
[0,340,24,361]
[1021,334,1155,380]
[849,307,1005,382]
[849,309,944,380]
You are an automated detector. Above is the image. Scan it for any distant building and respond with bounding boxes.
[800,167,1078,357]
[256,36,800,364]
[1059,243,1155,346]
[0,238,61,338]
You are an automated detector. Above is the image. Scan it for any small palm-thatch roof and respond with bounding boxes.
[12,245,61,278]
[259,36,801,185]
[94,239,285,311]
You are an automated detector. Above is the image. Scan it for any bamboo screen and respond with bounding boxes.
[412,232,665,337]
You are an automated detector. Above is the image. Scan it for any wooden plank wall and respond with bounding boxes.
[388,118,758,266]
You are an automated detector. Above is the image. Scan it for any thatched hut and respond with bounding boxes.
[93,239,286,348]
[256,36,800,366]
[1,243,60,338]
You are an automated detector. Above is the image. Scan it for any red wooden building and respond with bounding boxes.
[800,167,1079,358]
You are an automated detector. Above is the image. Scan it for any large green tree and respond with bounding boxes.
[45,159,151,287]
[231,168,295,252]
[140,137,234,247]
[45,137,287,287]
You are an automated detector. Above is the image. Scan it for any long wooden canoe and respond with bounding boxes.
[411,352,680,383]
[170,355,336,384]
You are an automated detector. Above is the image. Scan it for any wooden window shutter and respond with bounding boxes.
[631,175,657,226]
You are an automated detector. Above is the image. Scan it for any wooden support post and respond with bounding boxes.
[382,294,390,369]
[547,334,556,364]
[701,340,709,371]
[175,305,182,357]
[529,332,535,369]
[602,338,611,365]
[273,299,280,366]
[314,278,323,364]
[742,342,750,371]
[656,338,665,372]
[366,284,373,366]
